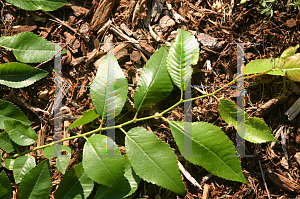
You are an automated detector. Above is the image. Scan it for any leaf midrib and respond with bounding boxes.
[171,122,243,179]
[126,133,184,192]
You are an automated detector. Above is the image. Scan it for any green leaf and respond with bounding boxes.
[5,0,69,11]
[43,145,71,174]
[4,120,38,146]
[83,134,125,189]
[55,163,94,199]
[280,45,299,59]
[169,121,247,183]
[0,32,63,63]
[0,62,48,88]
[0,132,18,153]
[125,127,185,195]
[134,46,173,111]
[166,29,199,91]
[0,100,31,130]
[67,109,100,131]
[0,170,11,199]
[281,53,300,82]
[90,53,128,120]
[94,155,141,199]
[218,99,277,143]
[4,159,15,170]
[13,156,36,184]
[244,58,285,76]
[218,99,248,126]
[244,117,277,143]
[19,160,52,199]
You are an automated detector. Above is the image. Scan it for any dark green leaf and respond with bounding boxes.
[0,62,48,88]
[0,170,11,199]
[169,121,247,183]
[94,154,141,199]
[125,127,185,195]
[55,163,94,199]
[0,132,18,153]
[67,109,100,131]
[19,160,52,199]
[0,100,31,130]
[4,120,37,146]
[83,134,125,190]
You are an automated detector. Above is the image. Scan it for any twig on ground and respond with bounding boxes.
[178,161,202,190]
[258,159,271,199]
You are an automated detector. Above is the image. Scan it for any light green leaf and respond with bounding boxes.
[125,127,185,195]
[43,145,71,174]
[90,53,128,120]
[169,121,247,183]
[4,120,37,146]
[55,163,94,199]
[0,100,31,130]
[166,29,199,91]
[0,132,18,153]
[0,170,11,199]
[245,117,277,143]
[5,0,69,11]
[218,99,248,126]
[67,109,100,131]
[4,159,15,170]
[13,156,36,184]
[280,45,299,59]
[134,46,173,111]
[0,62,48,88]
[244,58,285,76]
[19,160,52,199]
[218,99,277,143]
[240,0,247,4]
[0,32,63,63]
[83,134,125,190]
[94,155,141,199]
[281,53,300,82]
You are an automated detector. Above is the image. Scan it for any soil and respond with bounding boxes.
[0,0,300,198]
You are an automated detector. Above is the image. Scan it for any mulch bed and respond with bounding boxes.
[1,0,300,198]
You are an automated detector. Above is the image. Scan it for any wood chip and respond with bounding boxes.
[90,0,116,31]
[266,170,300,193]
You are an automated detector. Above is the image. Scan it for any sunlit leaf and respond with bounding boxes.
[134,46,173,111]
[13,156,36,184]
[5,0,69,11]
[90,53,128,120]
[0,32,63,63]
[166,29,199,91]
